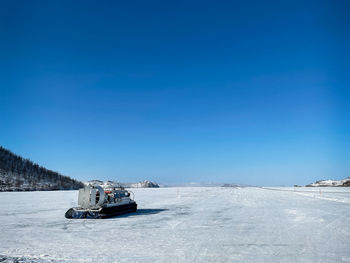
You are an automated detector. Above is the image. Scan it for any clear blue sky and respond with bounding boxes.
[0,0,349,186]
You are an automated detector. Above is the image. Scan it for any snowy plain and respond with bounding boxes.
[0,187,350,263]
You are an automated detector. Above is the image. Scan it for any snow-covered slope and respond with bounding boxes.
[0,146,83,191]
[306,177,350,187]
[86,180,159,188]
[0,187,349,262]
[131,180,159,188]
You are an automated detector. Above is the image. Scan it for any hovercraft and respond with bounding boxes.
[65,184,137,219]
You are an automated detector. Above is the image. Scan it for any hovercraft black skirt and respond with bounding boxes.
[65,203,137,219]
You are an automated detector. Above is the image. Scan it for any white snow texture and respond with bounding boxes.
[0,187,350,262]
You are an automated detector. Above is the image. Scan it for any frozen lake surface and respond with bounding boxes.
[0,187,350,262]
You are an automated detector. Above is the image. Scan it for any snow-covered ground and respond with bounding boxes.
[0,187,350,262]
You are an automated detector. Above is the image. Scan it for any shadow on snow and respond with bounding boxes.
[107,208,168,219]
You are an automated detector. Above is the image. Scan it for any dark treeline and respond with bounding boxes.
[0,146,84,191]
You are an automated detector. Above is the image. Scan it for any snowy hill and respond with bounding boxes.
[86,180,159,188]
[85,180,123,188]
[131,180,159,188]
[0,146,84,191]
[306,177,350,187]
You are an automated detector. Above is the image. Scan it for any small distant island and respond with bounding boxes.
[306,177,350,187]
[221,184,240,188]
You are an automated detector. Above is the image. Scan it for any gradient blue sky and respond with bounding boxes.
[1,0,349,186]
